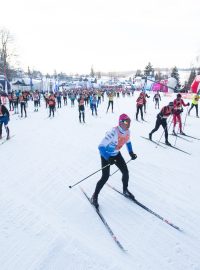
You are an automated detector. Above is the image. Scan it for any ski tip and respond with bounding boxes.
[177,228,183,232]
[172,226,183,232]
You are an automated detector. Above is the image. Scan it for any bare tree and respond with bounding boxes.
[0,28,17,81]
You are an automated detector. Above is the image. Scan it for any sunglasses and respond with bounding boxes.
[121,119,130,125]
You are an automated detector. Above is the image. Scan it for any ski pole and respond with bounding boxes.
[167,115,173,134]
[174,128,178,146]
[174,107,189,146]
[156,127,165,148]
[182,106,189,132]
[110,159,132,177]
[69,164,110,189]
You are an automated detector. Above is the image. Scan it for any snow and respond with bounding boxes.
[0,93,200,270]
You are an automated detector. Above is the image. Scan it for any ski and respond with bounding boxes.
[80,187,127,252]
[140,136,166,148]
[160,142,191,155]
[170,134,192,142]
[136,120,148,123]
[179,134,200,141]
[107,184,182,232]
[0,135,15,146]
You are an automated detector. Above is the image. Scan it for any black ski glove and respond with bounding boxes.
[129,152,137,160]
[187,102,190,106]
[108,156,116,165]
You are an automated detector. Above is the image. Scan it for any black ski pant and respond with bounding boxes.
[20,103,27,117]
[188,104,198,116]
[84,98,89,106]
[97,97,101,107]
[45,99,48,108]
[49,105,55,117]
[13,101,19,114]
[94,152,129,197]
[79,105,85,122]
[136,105,144,120]
[150,117,168,142]
[34,100,39,110]
[106,101,113,112]
[63,97,67,105]
[155,99,160,109]
[0,123,9,138]
[0,122,2,137]
[57,100,61,108]
[92,104,97,115]
[9,100,14,111]
[144,102,147,113]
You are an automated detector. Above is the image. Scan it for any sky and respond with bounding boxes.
[1,0,200,74]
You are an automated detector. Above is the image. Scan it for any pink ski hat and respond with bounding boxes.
[119,113,131,124]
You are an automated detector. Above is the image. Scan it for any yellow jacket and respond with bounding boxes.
[108,94,114,101]
[192,94,200,105]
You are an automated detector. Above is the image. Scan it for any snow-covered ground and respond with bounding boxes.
[0,92,200,270]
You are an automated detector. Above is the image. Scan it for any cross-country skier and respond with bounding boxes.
[153,91,161,109]
[91,113,137,209]
[0,102,10,140]
[173,93,190,135]
[19,91,27,118]
[48,93,56,117]
[149,102,174,146]
[90,93,98,116]
[106,92,114,113]
[136,92,145,121]
[77,94,85,123]
[141,91,150,113]
[188,93,199,117]
[8,92,14,111]
[33,91,40,112]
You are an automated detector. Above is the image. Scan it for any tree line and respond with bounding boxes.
[0,28,199,92]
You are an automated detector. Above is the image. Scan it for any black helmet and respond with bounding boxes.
[177,93,182,98]
[168,102,174,107]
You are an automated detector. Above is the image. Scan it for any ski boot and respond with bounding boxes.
[165,141,171,146]
[123,189,135,200]
[149,133,152,140]
[91,194,99,209]
[172,130,177,136]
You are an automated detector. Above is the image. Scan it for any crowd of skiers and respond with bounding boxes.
[0,88,199,141]
[0,88,120,139]
[0,87,199,209]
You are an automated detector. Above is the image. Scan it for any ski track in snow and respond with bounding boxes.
[0,93,200,270]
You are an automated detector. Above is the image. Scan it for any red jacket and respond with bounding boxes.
[158,105,173,119]
[173,98,188,115]
[136,95,145,106]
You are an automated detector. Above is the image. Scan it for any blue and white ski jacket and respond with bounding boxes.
[98,126,133,160]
